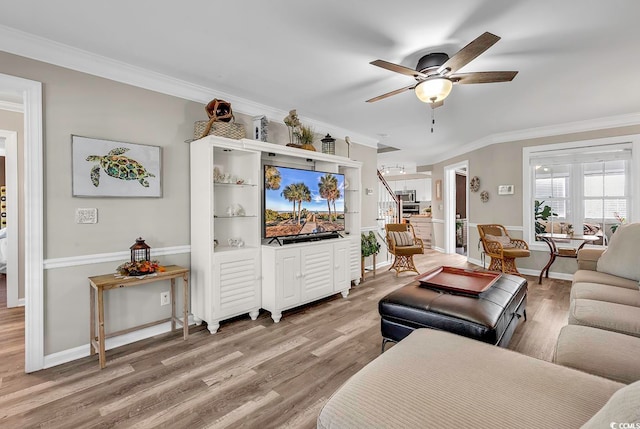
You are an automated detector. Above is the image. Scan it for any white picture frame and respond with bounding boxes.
[72,135,162,197]
[498,184,514,195]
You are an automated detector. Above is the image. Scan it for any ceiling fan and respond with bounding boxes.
[366,32,518,107]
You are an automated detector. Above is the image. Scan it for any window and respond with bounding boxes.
[524,138,635,246]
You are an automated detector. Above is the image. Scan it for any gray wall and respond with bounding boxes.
[0,50,376,356]
[0,50,204,354]
[430,125,640,275]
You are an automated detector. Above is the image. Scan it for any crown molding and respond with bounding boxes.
[429,112,640,164]
[0,25,378,148]
[0,100,23,113]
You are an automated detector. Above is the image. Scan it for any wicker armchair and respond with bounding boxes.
[477,224,530,276]
[385,223,424,276]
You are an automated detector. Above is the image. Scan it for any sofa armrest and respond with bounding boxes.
[577,247,606,271]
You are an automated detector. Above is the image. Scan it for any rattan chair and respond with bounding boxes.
[477,224,530,276]
[385,223,424,276]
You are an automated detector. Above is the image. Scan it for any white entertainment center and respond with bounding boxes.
[190,135,362,333]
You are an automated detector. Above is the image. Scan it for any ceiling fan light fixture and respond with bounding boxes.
[414,77,453,103]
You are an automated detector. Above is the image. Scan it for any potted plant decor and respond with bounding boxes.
[534,200,558,235]
[361,231,381,281]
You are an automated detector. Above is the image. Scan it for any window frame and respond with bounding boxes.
[523,135,640,251]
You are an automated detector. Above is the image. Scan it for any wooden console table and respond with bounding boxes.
[89,264,190,369]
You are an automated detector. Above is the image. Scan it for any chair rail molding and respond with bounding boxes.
[43,245,191,270]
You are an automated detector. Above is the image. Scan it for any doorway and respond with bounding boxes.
[0,129,18,307]
[443,161,469,256]
[0,72,44,373]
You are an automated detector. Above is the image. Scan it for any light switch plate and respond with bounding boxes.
[76,208,97,224]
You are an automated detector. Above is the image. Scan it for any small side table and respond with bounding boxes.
[89,264,190,369]
[361,254,377,282]
[536,233,599,284]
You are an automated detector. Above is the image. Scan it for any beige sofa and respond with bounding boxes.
[318,329,639,429]
[553,223,640,384]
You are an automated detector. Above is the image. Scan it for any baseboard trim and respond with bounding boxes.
[43,245,191,270]
[467,257,573,281]
[43,315,195,369]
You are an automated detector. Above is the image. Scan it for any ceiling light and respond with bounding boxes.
[414,77,453,103]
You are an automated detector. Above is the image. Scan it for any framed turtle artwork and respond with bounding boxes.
[71,135,162,197]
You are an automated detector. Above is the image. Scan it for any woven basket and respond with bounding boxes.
[193,120,246,140]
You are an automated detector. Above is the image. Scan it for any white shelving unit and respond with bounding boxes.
[190,135,362,333]
[190,138,262,333]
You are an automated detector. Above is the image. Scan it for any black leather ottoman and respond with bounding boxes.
[379,273,527,352]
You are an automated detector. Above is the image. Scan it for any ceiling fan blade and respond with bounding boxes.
[366,84,416,103]
[438,32,501,75]
[370,59,427,79]
[450,71,518,84]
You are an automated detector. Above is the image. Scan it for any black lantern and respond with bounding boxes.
[130,237,151,262]
[321,133,336,155]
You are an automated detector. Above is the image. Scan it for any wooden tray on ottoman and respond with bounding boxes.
[416,266,501,295]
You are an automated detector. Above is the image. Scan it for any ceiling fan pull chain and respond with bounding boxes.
[431,106,435,133]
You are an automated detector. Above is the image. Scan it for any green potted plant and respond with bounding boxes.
[534,200,557,234]
[296,125,316,151]
[611,212,625,233]
[361,231,381,280]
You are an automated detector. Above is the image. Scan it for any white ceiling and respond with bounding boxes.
[1,0,640,166]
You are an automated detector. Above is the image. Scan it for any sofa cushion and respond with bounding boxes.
[569,299,640,337]
[581,379,640,428]
[573,270,639,290]
[318,329,622,429]
[577,248,606,271]
[555,325,640,384]
[597,222,640,282]
[571,282,640,307]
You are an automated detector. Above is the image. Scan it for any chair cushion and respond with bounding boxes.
[581,379,640,428]
[597,222,640,281]
[485,234,515,248]
[555,325,640,384]
[394,245,423,255]
[389,230,413,247]
[502,248,531,258]
[573,270,639,290]
[571,282,640,307]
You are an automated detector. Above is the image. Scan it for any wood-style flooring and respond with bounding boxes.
[0,251,571,428]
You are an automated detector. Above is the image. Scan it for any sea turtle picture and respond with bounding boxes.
[86,147,156,187]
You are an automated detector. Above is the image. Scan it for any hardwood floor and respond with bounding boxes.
[0,252,571,428]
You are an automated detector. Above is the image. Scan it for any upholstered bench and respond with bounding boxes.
[378,273,527,351]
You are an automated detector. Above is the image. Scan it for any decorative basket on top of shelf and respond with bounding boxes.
[189,99,246,141]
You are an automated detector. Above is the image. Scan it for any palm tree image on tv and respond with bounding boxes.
[264,166,345,238]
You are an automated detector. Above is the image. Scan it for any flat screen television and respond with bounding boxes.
[264,165,345,239]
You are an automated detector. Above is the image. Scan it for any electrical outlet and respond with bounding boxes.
[160,291,170,306]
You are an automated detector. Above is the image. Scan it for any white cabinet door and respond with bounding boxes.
[276,247,301,309]
[300,243,333,301]
[333,240,350,292]
[214,250,261,319]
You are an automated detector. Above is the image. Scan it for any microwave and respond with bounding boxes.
[395,190,416,202]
